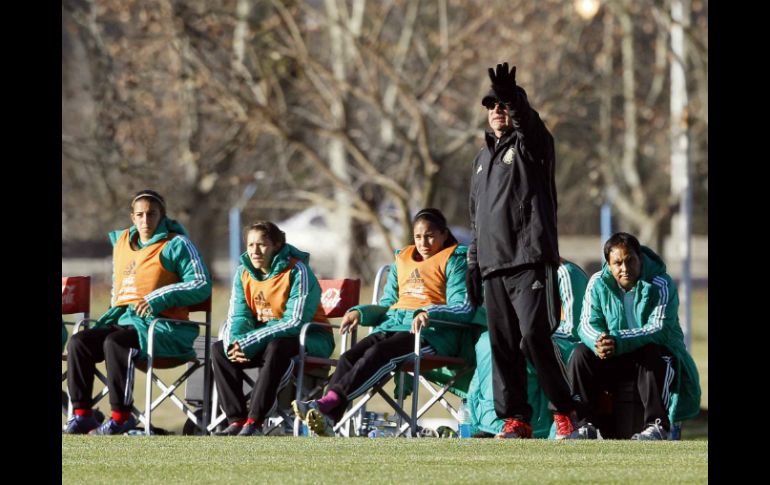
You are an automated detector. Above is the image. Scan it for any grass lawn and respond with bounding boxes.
[62,436,708,484]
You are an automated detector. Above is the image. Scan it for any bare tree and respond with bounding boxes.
[62,0,708,277]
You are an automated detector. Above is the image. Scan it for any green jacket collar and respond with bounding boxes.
[599,245,667,293]
[239,243,310,280]
[109,217,190,247]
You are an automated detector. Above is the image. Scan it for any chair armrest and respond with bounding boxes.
[413,319,476,354]
[299,321,340,346]
[149,317,211,329]
[298,321,357,359]
[426,319,477,330]
[73,318,99,334]
[147,317,211,358]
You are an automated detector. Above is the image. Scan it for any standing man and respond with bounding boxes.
[467,63,578,439]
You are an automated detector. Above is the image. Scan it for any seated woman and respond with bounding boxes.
[65,189,211,435]
[293,208,474,436]
[213,221,334,436]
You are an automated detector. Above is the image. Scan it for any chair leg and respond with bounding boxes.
[145,367,153,436]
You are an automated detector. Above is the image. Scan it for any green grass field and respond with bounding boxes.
[62,436,707,484]
[63,284,708,438]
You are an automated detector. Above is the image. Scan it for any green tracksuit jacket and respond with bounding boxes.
[93,218,212,360]
[219,244,334,361]
[578,246,701,422]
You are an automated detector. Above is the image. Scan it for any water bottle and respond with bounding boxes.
[458,398,472,438]
[368,428,383,438]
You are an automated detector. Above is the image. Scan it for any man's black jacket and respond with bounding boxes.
[468,87,559,278]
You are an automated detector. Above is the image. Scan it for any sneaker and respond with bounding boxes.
[631,419,669,441]
[553,411,577,439]
[63,414,100,434]
[494,418,532,439]
[291,399,318,421]
[90,415,137,435]
[237,422,264,436]
[569,422,599,440]
[306,408,335,437]
[213,422,244,436]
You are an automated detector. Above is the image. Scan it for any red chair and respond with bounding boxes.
[62,277,109,417]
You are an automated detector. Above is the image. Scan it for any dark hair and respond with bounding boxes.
[131,189,166,217]
[245,221,286,248]
[603,232,642,263]
[413,208,458,247]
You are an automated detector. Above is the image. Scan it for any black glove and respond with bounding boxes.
[466,265,483,308]
[487,62,517,105]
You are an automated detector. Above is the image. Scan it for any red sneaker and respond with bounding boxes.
[553,411,577,439]
[494,418,533,439]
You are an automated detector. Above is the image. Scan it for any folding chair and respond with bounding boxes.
[332,264,477,437]
[61,276,109,418]
[293,278,361,436]
[205,278,361,437]
[140,297,213,436]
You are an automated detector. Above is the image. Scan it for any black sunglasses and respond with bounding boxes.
[483,100,508,111]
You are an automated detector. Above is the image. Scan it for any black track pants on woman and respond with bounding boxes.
[67,324,140,412]
[211,338,300,422]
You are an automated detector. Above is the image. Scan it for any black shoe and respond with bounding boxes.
[214,422,244,436]
[237,422,264,436]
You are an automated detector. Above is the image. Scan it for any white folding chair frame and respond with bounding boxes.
[143,310,212,436]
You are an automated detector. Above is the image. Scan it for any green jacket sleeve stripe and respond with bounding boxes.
[578,272,604,345]
[553,264,574,338]
[145,235,211,312]
[220,266,257,351]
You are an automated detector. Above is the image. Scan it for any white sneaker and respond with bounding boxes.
[568,422,599,439]
[631,419,669,441]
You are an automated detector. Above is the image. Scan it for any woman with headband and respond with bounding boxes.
[65,189,212,435]
[293,208,475,436]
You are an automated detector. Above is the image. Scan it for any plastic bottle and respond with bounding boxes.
[458,398,472,438]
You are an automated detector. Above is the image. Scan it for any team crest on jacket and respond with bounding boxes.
[503,148,515,164]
